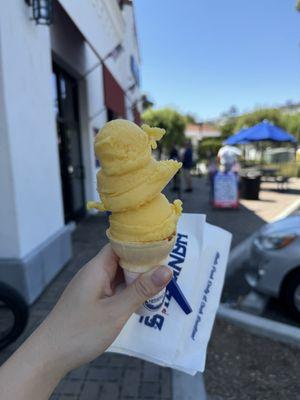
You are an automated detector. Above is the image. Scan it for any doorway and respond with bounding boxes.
[52,65,85,222]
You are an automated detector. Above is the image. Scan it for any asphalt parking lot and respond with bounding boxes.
[173,177,300,328]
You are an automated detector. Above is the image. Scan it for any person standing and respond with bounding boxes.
[182,141,193,192]
[170,145,180,191]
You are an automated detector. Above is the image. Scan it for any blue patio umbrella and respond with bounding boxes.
[225,121,297,145]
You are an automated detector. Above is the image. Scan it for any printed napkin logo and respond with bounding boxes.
[144,291,166,311]
[139,233,188,330]
[191,251,220,340]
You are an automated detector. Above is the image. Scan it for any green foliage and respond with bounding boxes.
[234,108,284,131]
[221,105,238,118]
[220,117,237,138]
[197,138,223,160]
[281,113,300,142]
[142,108,186,151]
[184,113,198,124]
[219,107,300,142]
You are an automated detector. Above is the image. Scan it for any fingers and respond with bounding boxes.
[110,267,125,294]
[96,244,119,281]
[90,244,119,278]
[81,244,119,299]
[112,266,172,317]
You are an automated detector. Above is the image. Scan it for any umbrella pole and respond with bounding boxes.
[260,142,264,165]
[255,142,259,164]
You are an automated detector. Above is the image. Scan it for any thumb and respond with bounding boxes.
[116,266,172,316]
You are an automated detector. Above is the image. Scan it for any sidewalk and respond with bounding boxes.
[1,176,300,399]
[239,178,300,223]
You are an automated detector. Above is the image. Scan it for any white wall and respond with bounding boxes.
[82,58,107,202]
[200,130,221,140]
[58,0,124,62]
[121,4,141,110]
[125,95,134,121]
[51,2,107,203]
[0,44,20,258]
[185,128,200,148]
[0,1,64,258]
[0,0,142,260]
[55,0,141,115]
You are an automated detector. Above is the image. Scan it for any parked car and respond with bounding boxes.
[245,215,300,320]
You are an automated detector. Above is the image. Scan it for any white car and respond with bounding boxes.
[244,215,300,320]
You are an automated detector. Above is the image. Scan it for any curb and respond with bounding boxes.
[217,304,300,349]
[271,198,300,222]
[172,371,207,400]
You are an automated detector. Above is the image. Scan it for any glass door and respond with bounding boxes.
[52,65,85,222]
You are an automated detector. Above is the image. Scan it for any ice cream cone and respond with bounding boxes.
[107,230,176,315]
[89,120,183,315]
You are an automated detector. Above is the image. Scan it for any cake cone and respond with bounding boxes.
[107,230,176,315]
[107,230,176,272]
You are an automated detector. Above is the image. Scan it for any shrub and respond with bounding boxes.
[197,138,223,161]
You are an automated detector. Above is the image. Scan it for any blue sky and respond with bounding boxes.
[134,0,300,120]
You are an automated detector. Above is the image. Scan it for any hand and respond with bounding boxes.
[0,244,172,400]
[39,244,172,371]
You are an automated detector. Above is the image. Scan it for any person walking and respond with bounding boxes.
[207,155,218,203]
[182,141,193,192]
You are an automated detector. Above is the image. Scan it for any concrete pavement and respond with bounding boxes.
[240,178,300,223]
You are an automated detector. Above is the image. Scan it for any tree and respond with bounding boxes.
[141,94,154,111]
[219,106,239,139]
[281,113,300,142]
[234,108,284,131]
[218,106,299,156]
[221,105,238,118]
[198,138,223,160]
[142,108,186,152]
[220,117,237,139]
[219,107,293,138]
[184,113,198,124]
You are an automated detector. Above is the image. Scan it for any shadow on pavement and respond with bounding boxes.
[255,198,276,202]
[266,187,300,195]
[165,176,266,248]
[261,183,300,196]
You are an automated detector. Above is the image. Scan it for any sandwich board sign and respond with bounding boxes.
[213,171,238,208]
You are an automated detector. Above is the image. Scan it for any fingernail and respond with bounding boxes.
[151,266,172,287]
